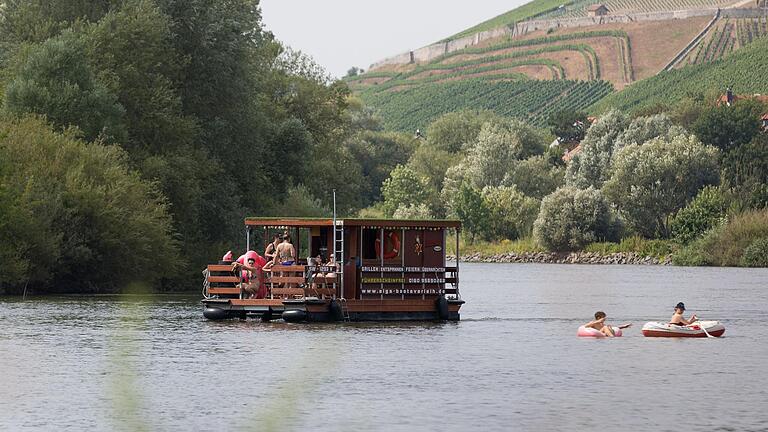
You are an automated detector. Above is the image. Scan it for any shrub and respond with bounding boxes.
[533,186,613,251]
[481,186,539,241]
[604,134,720,238]
[740,237,768,267]
[393,203,433,219]
[714,209,768,266]
[670,186,729,244]
[503,155,564,199]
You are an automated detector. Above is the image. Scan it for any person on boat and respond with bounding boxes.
[669,302,698,326]
[232,257,264,299]
[274,234,296,266]
[264,234,281,263]
[583,311,632,337]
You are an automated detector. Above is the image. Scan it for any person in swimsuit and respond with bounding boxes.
[264,234,281,263]
[669,302,698,326]
[583,311,632,337]
[232,257,263,299]
[274,234,296,266]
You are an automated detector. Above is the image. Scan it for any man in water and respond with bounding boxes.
[584,311,632,337]
[669,302,698,326]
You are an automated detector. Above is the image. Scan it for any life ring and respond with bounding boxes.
[577,326,622,338]
[375,230,400,260]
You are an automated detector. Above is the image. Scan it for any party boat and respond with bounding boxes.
[201,217,464,322]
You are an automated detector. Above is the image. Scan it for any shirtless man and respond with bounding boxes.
[274,234,296,266]
[584,311,632,337]
[669,302,698,326]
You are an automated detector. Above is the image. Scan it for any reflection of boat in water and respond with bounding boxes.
[202,217,464,322]
[641,321,725,338]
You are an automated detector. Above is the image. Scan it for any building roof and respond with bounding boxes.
[562,144,583,162]
[244,217,461,229]
[587,4,608,11]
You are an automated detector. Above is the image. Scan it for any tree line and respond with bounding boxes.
[0,0,416,293]
[376,97,768,266]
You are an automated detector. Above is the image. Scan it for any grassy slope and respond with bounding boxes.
[447,0,568,41]
[591,37,768,113]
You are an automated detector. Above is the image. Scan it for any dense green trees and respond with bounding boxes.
[604,134,720,238]
[533,187,614,251]
[0,116,179,293]
[0,0,389,292]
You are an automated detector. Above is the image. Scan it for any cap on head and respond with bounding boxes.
[675,302,686,311]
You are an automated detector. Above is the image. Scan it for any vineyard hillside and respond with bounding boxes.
[591,36,768,113]
[350,0,768,132]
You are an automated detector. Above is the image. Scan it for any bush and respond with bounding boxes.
[0,116,180,292]
[740,237,768,267]
[585,236,675,258]
[670,186,729,244]
[673,209,768,266]
[481,186,539,241]
[503,155,564,199]
[533,186,614,251]
[714,209,768,266]
[604,134,720,238]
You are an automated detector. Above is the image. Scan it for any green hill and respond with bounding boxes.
[591,36,768,113]
[359,77,613,132]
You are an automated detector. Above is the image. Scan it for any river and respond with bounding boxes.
[1,263,768,431]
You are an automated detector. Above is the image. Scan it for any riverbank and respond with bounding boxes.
[452,251,673,265]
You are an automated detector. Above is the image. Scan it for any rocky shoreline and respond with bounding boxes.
[450,251,673,265]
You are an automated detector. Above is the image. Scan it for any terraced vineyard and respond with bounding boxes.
[447,0,740,39]
[684,17,768,66]
[359,77,614,132]
[592,36,768,113]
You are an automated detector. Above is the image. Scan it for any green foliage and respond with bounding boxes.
[481,186,540,241]
[593,37,768,113]
[614,113,686,152]
[533,186,614,251]
[393,203,433,219]
[740,237,768,267]
[425,110,500,153]
[381,165,430,217]
[548,109,588,143]
[504,156,565,199]
[446,0,574,40]
[722,133,768,192]
[0,116,180,292]
[3,32,126,142]
[565,110,629,189]
[360,78,614,132]
[605,134,720,238]
[465,119,548,188]
[452,183,490,243]
[692,101,763,153]
[276,185,330,217]
[670,186,729,244]
[675,209,768,266]
[345,130,417,205]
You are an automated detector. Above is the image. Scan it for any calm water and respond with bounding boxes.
[2,263,768,432]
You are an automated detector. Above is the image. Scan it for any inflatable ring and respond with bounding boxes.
[577,325,622,338]
[375,230,400,260]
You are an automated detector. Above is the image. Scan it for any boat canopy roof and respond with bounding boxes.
[244,217,461,229]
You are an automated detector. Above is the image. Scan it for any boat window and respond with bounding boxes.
[362,228,401,260]
[362,228,378,259]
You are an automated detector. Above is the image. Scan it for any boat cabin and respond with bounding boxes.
[202,218,464,322]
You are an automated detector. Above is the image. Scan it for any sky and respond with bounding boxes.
[261,0,529,78]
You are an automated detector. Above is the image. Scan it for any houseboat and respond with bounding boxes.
[201,217,464,322]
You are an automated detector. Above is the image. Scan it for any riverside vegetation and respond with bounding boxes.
[2,1,768,295]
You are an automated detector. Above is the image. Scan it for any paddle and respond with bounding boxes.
[693,320,714,338]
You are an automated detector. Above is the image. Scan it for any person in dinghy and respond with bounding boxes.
[583,311,632,337]
[669,302,698,326]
